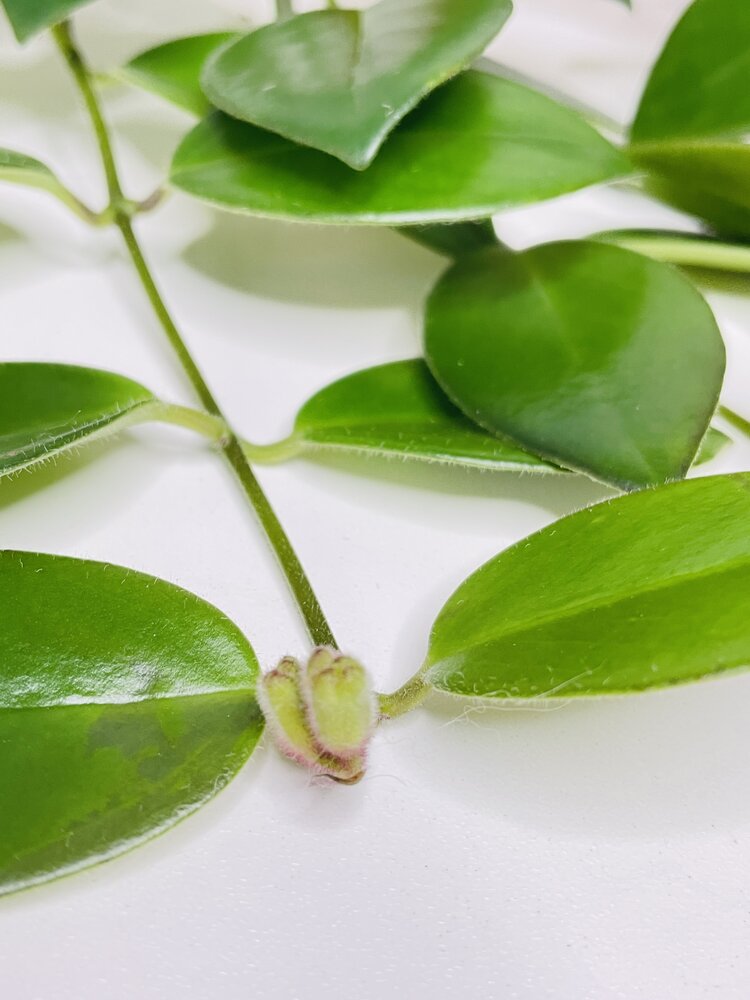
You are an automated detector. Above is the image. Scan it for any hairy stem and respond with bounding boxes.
[53,20,337,649]
[378,670,431,719]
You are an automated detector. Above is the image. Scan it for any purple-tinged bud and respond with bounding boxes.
[258,649,377,784]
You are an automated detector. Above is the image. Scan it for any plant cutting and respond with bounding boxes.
[1,0,750,898]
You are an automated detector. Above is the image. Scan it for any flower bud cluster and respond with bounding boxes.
[257,648,378,783]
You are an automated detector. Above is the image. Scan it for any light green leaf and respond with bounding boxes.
[630,0,750,235]
[0,551,262,896]
[0,147,91,218]
[0,0,93,41]
[0,363,159,477]
[426,474,750,698]
[201,0,513,170]
[632,0,750,145]
[118,33,239,117]
[289,359,556,472]
[424,241,725,490]
[170,70,629,226]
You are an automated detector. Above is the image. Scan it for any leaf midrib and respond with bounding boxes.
[429,548,750,666]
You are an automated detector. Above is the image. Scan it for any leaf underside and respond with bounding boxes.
[0,363,157,478]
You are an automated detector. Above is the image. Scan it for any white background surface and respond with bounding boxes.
[2,1,750,997]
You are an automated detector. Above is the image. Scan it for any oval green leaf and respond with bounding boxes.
[631,0,750,146]
[118,33,239,117]
[170,70,629,226]
[427,473,750,698]
[0,551,262,896]
[281,359,728,475]
[630,0,750,235]
[201,0,512,170]
[0,362,159,477]
[424,241,725,490]
[290,359,556,472]
[0,0,93,41]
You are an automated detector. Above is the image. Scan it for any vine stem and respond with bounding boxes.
[52,20,337,650]
[719,406,750,443]
[378,669,430,719]
[600,230,750,275]
[275,0,294,19]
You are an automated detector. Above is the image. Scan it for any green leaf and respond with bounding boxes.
[424,241,725,490]
[426,474,750,698]
[118,33,239,117]
[0,147,87,216]
[697,426,731,465]
[398,219,498,257]
[632,0,750,146]
[201,0,513,170]
[630,0,750,235]
[0,362,159,478]
[170,70,629,226]
[0,551,262,896]
[290,359,556,472]
[0,0,93,41]
[637,144,750,239]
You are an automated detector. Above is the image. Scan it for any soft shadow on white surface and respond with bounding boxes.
[181,213,444,309]
[389,674,750,840]
[299,451,614,517]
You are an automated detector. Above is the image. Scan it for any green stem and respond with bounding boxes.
[599,230,750,275]
[53,20,337,650]
[275,0,294,19]
[719,406,750,443]
[152,402,304,463]
[378,669,431,719]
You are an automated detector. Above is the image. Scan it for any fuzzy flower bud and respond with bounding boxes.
[258,648,377,784]
[302,648,377,760]
[256,656,318,769]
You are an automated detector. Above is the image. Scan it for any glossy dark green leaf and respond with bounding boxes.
[290,359,556,472]
[426,474,750,698]
[202,0,512,169]
[0,363,159,477]
[0,0,93,40]
[0,551,262,895]
[118,33,239,116]
[424,241,725,490]
[398,219,498,257]
[170,70,629,225]
[630,0,750,235]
